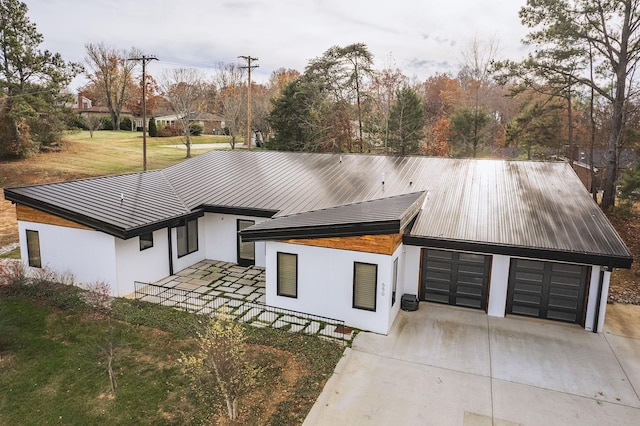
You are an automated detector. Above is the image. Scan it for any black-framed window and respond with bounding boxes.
[392,258,399,306]
[139,232,153,251]
[237,219,256,266]
[353,262,377,311]
[26,229,41,268]
[177,218,198,257]
[277,252,298,298]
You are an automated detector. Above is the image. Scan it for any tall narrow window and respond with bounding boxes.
[353,262,377,311]
[237,219,256,266]
[26,229,41,268]
[177,218,198,257]
[277,252,298,298]
[139,232,153,250]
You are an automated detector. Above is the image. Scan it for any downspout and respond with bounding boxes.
[168,227,174,276]
[592,266,607,333]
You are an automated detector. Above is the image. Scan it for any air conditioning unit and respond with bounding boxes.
[401,294,419,311]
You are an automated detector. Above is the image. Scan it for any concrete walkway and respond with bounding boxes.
[304,303,640,425]
[136,260,354,344]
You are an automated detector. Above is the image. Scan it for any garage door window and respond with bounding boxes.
[353,262,377,311]
[507,259,589,324]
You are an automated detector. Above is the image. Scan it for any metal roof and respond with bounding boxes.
[3,150,632,268]
[241,192,426,241]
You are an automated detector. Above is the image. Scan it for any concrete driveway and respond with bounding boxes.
[304,303,640,425]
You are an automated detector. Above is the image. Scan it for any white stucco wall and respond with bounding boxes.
[402,245,422,297]
[114,228,170,296]
[203,213,267,267]
[265,241,397,334]
[171,217,207,272]
[487,254,510,317]
[18,221,118,294]
[584,267,611,332]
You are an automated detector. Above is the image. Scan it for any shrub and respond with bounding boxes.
[157,124,182,137]
[189,123,203,136]
[148,117,158,137]
[119,117,133,131]
[99,116,114,130]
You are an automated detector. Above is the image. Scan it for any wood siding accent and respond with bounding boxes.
[16,205,93,230]
[285,233,402,255]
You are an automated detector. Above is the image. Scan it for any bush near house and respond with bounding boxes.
[189,123,203,136]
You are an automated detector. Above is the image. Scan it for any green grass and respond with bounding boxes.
[0,289,344,425]
[0,247,20,259]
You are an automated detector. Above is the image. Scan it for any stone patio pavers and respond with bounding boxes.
[136,260,353,344]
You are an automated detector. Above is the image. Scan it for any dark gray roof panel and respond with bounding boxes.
[4,171,190,237]
[408,160,631,262]
[3,151,632,266]
[241,192,426,241]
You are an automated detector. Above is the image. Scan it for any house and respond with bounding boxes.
[3,151,632,334]
[151,112,225,134]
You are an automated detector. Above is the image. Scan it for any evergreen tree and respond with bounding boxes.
[148,117,157,137]
[388,86,425,156]
[0,0,79,158]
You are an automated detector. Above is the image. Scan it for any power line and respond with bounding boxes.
[238,55,258,150]
[128,55,158,171]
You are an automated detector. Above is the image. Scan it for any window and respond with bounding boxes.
[237,219,256,266]
[26,230,41,268]
[277,252,297,298]
[353,262,377,311]
[139,232,153,250]
[392,258,398,306]
[177,218,198,257]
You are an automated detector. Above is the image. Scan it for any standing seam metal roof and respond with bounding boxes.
[3,150,632,267]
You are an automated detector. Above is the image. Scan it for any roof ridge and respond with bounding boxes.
[160,169,191,212]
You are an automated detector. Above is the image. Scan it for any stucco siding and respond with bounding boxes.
[114,228,170,296]
[265,241,395,334]
[18,220,118,294]
[203,213,267,267]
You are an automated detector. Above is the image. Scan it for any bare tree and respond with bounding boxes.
[159,68,206,158]
[85,115,102,137]
[85,43,140,131]
[212,63,246,149]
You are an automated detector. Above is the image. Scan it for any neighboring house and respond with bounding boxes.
[4,152,632,334]
[152,112,225,134]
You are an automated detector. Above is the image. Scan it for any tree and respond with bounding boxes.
[179,316,261,421]
[267,76,329,151]
[450,106,489,157]
[85,42,140,132]
[515,0,640,210]
[212,63,245,149]
[306,43,374,152]
[0,0,79,158]
[388,86,425,156]
[368,64,407,153]
[148,117,157,137]
[160,68,206,158]
[85,115,102,137]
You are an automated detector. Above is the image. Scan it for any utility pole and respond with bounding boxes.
[128,55,158,170]
[238,55,258,150]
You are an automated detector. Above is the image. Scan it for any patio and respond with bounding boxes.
[134,260,354,344]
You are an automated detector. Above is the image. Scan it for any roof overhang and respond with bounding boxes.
[200,204,278,218]
[5,190,204,240]
[403,235,633,269]
[241,220,402,242]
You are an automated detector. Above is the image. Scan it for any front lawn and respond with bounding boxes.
[0,283,343,425]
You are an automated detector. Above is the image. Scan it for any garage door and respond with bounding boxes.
[420,249,491,310]
[507,259,589,324]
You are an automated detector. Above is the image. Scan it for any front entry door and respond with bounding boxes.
[237,219,255,266]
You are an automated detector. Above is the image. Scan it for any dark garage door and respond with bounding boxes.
[507,259,589,324]
[420,249,491,310]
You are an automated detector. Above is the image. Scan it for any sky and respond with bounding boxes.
[26,0,531,90]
